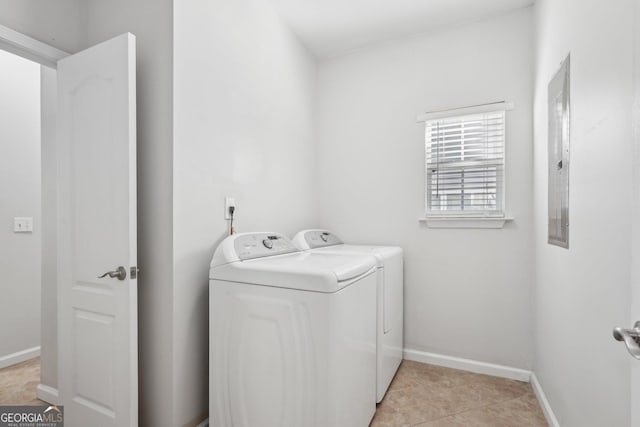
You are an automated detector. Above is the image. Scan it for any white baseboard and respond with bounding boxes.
[0,346,40,369]
[403,348,531,382]
[195,419,209,427]
[36,384,59,405]
[530,373,560,427]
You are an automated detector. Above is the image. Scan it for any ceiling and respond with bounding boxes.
[269,0,534,58]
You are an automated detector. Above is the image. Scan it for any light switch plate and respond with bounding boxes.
[224,197,236,220]
[14,217,33,233]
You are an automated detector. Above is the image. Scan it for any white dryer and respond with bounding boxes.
[292,229,403,402]
[209,232,378,427]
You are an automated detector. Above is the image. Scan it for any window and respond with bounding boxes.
[423,106,507,218]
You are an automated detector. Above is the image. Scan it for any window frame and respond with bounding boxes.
[417,101,514,225]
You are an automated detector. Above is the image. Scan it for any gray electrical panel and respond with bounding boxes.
[548,55,570,248]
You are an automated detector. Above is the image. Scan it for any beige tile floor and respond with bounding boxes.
[0,357,46,406]
[2,357,547,426]
[371,361,548,427]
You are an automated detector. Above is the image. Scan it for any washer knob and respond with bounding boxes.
[262,239,273,249]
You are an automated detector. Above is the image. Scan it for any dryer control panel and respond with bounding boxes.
[233,233,298,261]
[304,230,343,249]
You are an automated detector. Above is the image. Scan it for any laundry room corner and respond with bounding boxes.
[172,0,320,424]
[314,7,535,373]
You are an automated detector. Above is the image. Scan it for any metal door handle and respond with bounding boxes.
[613,321,640,360]
[98,266,127,281]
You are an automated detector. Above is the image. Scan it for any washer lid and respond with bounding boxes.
[292,230,402,265]
[311,244,403,266]
[211,247,377,293]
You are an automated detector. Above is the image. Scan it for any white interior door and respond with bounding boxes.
[632,83,640,427]
[632,234,639,425]
[631,129,640,425]
[57,33,137,427]
[631,4,640,424]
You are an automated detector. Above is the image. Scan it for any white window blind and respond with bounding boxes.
[425,110,505,217]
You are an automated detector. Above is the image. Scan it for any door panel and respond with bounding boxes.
[57,33,137,427]
[73,309,115,409]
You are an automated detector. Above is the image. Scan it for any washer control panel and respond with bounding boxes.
[304,230,343,249]
[234,233,298,261]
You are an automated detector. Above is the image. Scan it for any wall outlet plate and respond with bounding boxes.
[224,197,236,220]
[14,217,33,233]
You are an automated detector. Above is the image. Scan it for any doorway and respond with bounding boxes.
[0,25,140,427]
[0,44,57,407]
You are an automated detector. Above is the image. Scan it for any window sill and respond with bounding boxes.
[419,216,514,229]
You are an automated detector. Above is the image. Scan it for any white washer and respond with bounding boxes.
[292,229,403,402]
[209,232,378,427]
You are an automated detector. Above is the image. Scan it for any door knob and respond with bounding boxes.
[613,321,640,360]
[98,266,127,281]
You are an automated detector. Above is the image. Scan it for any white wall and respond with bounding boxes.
[173,0,318,424]
[39,65,57,390]
[82,1,175,425]
[316,8,534,370]
[0,0,86,53]
[0,49,41,362]
[533,0,633,426]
